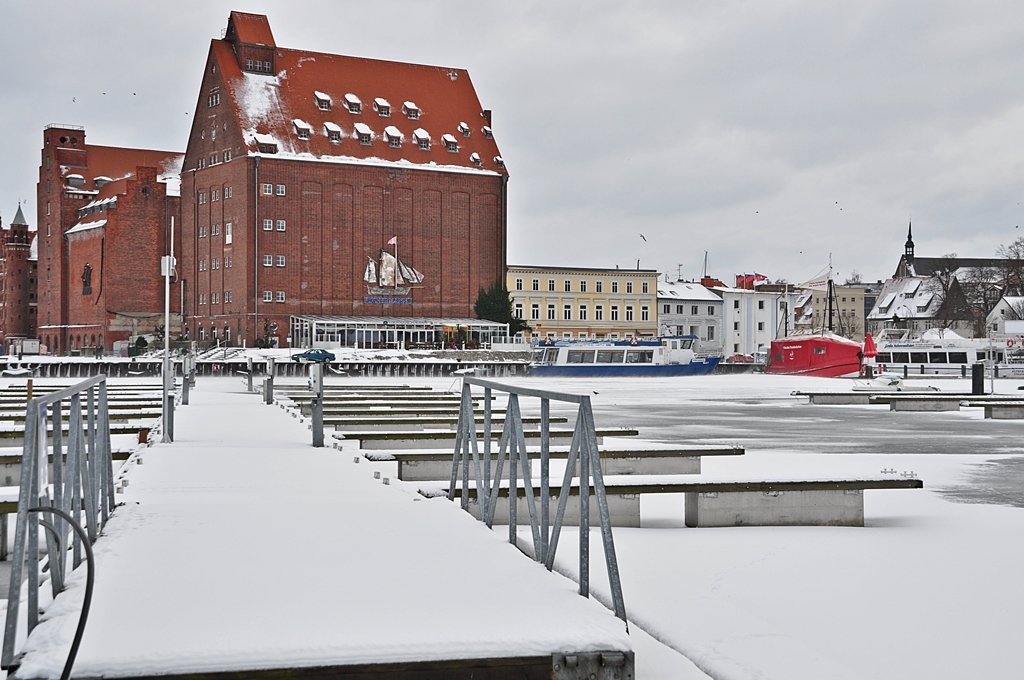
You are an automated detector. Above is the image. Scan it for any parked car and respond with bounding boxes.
[291,348,335,363]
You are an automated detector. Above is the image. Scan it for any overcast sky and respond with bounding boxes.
[3,0,1022,285]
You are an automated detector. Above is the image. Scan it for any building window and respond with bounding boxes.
[275,291,285,303]
[224,185,232,198]
[579,305,588,321]
[263,255,272,267]
[595,305,604,321]
[642,281,649,294]
[315,92,331,110]
[580,280,587,293]
[263,219,273,231]
[482,126,493,139]
[374,98,391,117]
[211,292,219,304]
[345,93,362,114]
[199,193,207,204]
[563,304,572,320]
[211,223,220,236]
[530,303,540,320]
[757,321,765,331]
[626,282,634,294]
[611,281,619,293]
[626,305,634,322]
[208,92,220,107]
[225,222,232,244]
[564,280,571,293]
[276,255,286,267]
[758,300,765,310]
[663,304,671,314]
[611,305,619,321]
[515,278,523,291]
[707,326,715,341]
[641,306,649,321]
[442,134,458,152]
[263,291,272,302]
[327,128,341,143]
[596,281,603,293]
[262,183,273,195]
[733,300,740,309]
[199,259,206,271]
[548,279,555,292]
[514,303,523,319]
[708,306,715,315]
[403,101,420,119]
[212,189,219,202]
[275,184,286,196]
[532,279,539,292]
[676,305,685,314]
[733,322,740,331]
[199,226,207,238]
[224,291,232,303]
[547,304,556,320]
[212,258,220,270]
[276,219,286,231]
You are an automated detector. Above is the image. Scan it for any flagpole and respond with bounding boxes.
[394,237,398,292]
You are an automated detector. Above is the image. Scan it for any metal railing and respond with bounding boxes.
[449,377,626,623]
[2,376,115,670]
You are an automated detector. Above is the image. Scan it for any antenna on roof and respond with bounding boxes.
[677,264,684,282]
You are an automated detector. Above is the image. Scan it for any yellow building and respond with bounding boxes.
[507,265,660,340]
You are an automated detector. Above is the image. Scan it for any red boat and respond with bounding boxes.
[765,332,863,377]
[765,278,864,377]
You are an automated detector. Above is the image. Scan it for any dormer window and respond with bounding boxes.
[494,156,505,168]
[314,91,332,111]
[384,125,403,148]
[324,122,343,143]
[442,133,458,153]
[458,122,470,137]
[470,152,481,166]
[374,98,391,117]
[65,174,85,188]
[354,122,373,146]
[293,119,313,140]
[413,128,430,150]
[344,93,362,114]
[482,125,493,139]
[403,101,420,120]
[254,133,278,154]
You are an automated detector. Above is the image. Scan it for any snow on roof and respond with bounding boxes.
[65,173,84,180]
[403,101,419,111]
[253,132,278,146]
[441,133,457,144]
[323,121,342,133]
[235,73,283,126]
[65,219,107,236]
[384,125,403,139]
[868,276,942,320]
[314,90,331,102]
[353,122,373,136]
[29,235,37,260]
[293,118,313,131]
[657,281,723,302]
[374,97,390,109]
[469,152,481,164]
[412,128,430,141]
[344,92,361,106]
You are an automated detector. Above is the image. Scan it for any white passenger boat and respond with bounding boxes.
[529,336,720,377]
[874,328,1024,377]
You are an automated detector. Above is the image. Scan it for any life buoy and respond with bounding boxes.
[1008,339,1015,348]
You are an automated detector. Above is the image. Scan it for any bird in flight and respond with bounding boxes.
[639,234,647,242]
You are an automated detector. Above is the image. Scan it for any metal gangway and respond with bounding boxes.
[448,377,627,623]
[2,376,115,677]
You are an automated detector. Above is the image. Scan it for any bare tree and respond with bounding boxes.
[996,237,1024,295]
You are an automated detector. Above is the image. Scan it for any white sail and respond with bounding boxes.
[363,257,378,285]
[378,249,398,287]
[397,259,424,285]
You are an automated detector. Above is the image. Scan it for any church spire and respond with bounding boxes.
[904,220,915,265]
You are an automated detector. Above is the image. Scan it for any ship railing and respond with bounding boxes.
[448,377,627,624]
[2,376,114,670]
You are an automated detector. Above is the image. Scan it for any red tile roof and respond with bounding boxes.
[227,11,276,47]
[213,19,506,176]
[66,145,183,200]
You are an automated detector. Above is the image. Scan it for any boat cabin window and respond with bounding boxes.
[533,348,559,365]
[813,347,826,355]
[595,350,624,363]
[910,352,928,363]
[877,352,892,363]
[625,350,654,364]
[948,352,968,363]
[891,352,910,363]
[566,350,596,364]
[929,352,948,364]
[679,338,693,349]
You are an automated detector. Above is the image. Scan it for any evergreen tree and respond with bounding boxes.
[474,279,529,336]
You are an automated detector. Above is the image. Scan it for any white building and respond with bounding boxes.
[656,281,724,355]
[712,286,780,359]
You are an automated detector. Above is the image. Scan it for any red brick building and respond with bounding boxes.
[182,12,509,347]
[0,205,37,350]
[35,125,182,354]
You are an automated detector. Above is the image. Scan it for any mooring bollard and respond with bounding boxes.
[312,397,324,447]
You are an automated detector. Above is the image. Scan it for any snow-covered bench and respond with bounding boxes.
[420,476,924,528]
[363,444,744,481]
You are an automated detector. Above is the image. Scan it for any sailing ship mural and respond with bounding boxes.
[364,236,424,298]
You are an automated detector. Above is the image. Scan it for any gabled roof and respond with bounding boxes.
[867,276,944,320]
[211,16,506,176]
[226,11,275,47]
[899,255,1008,278]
